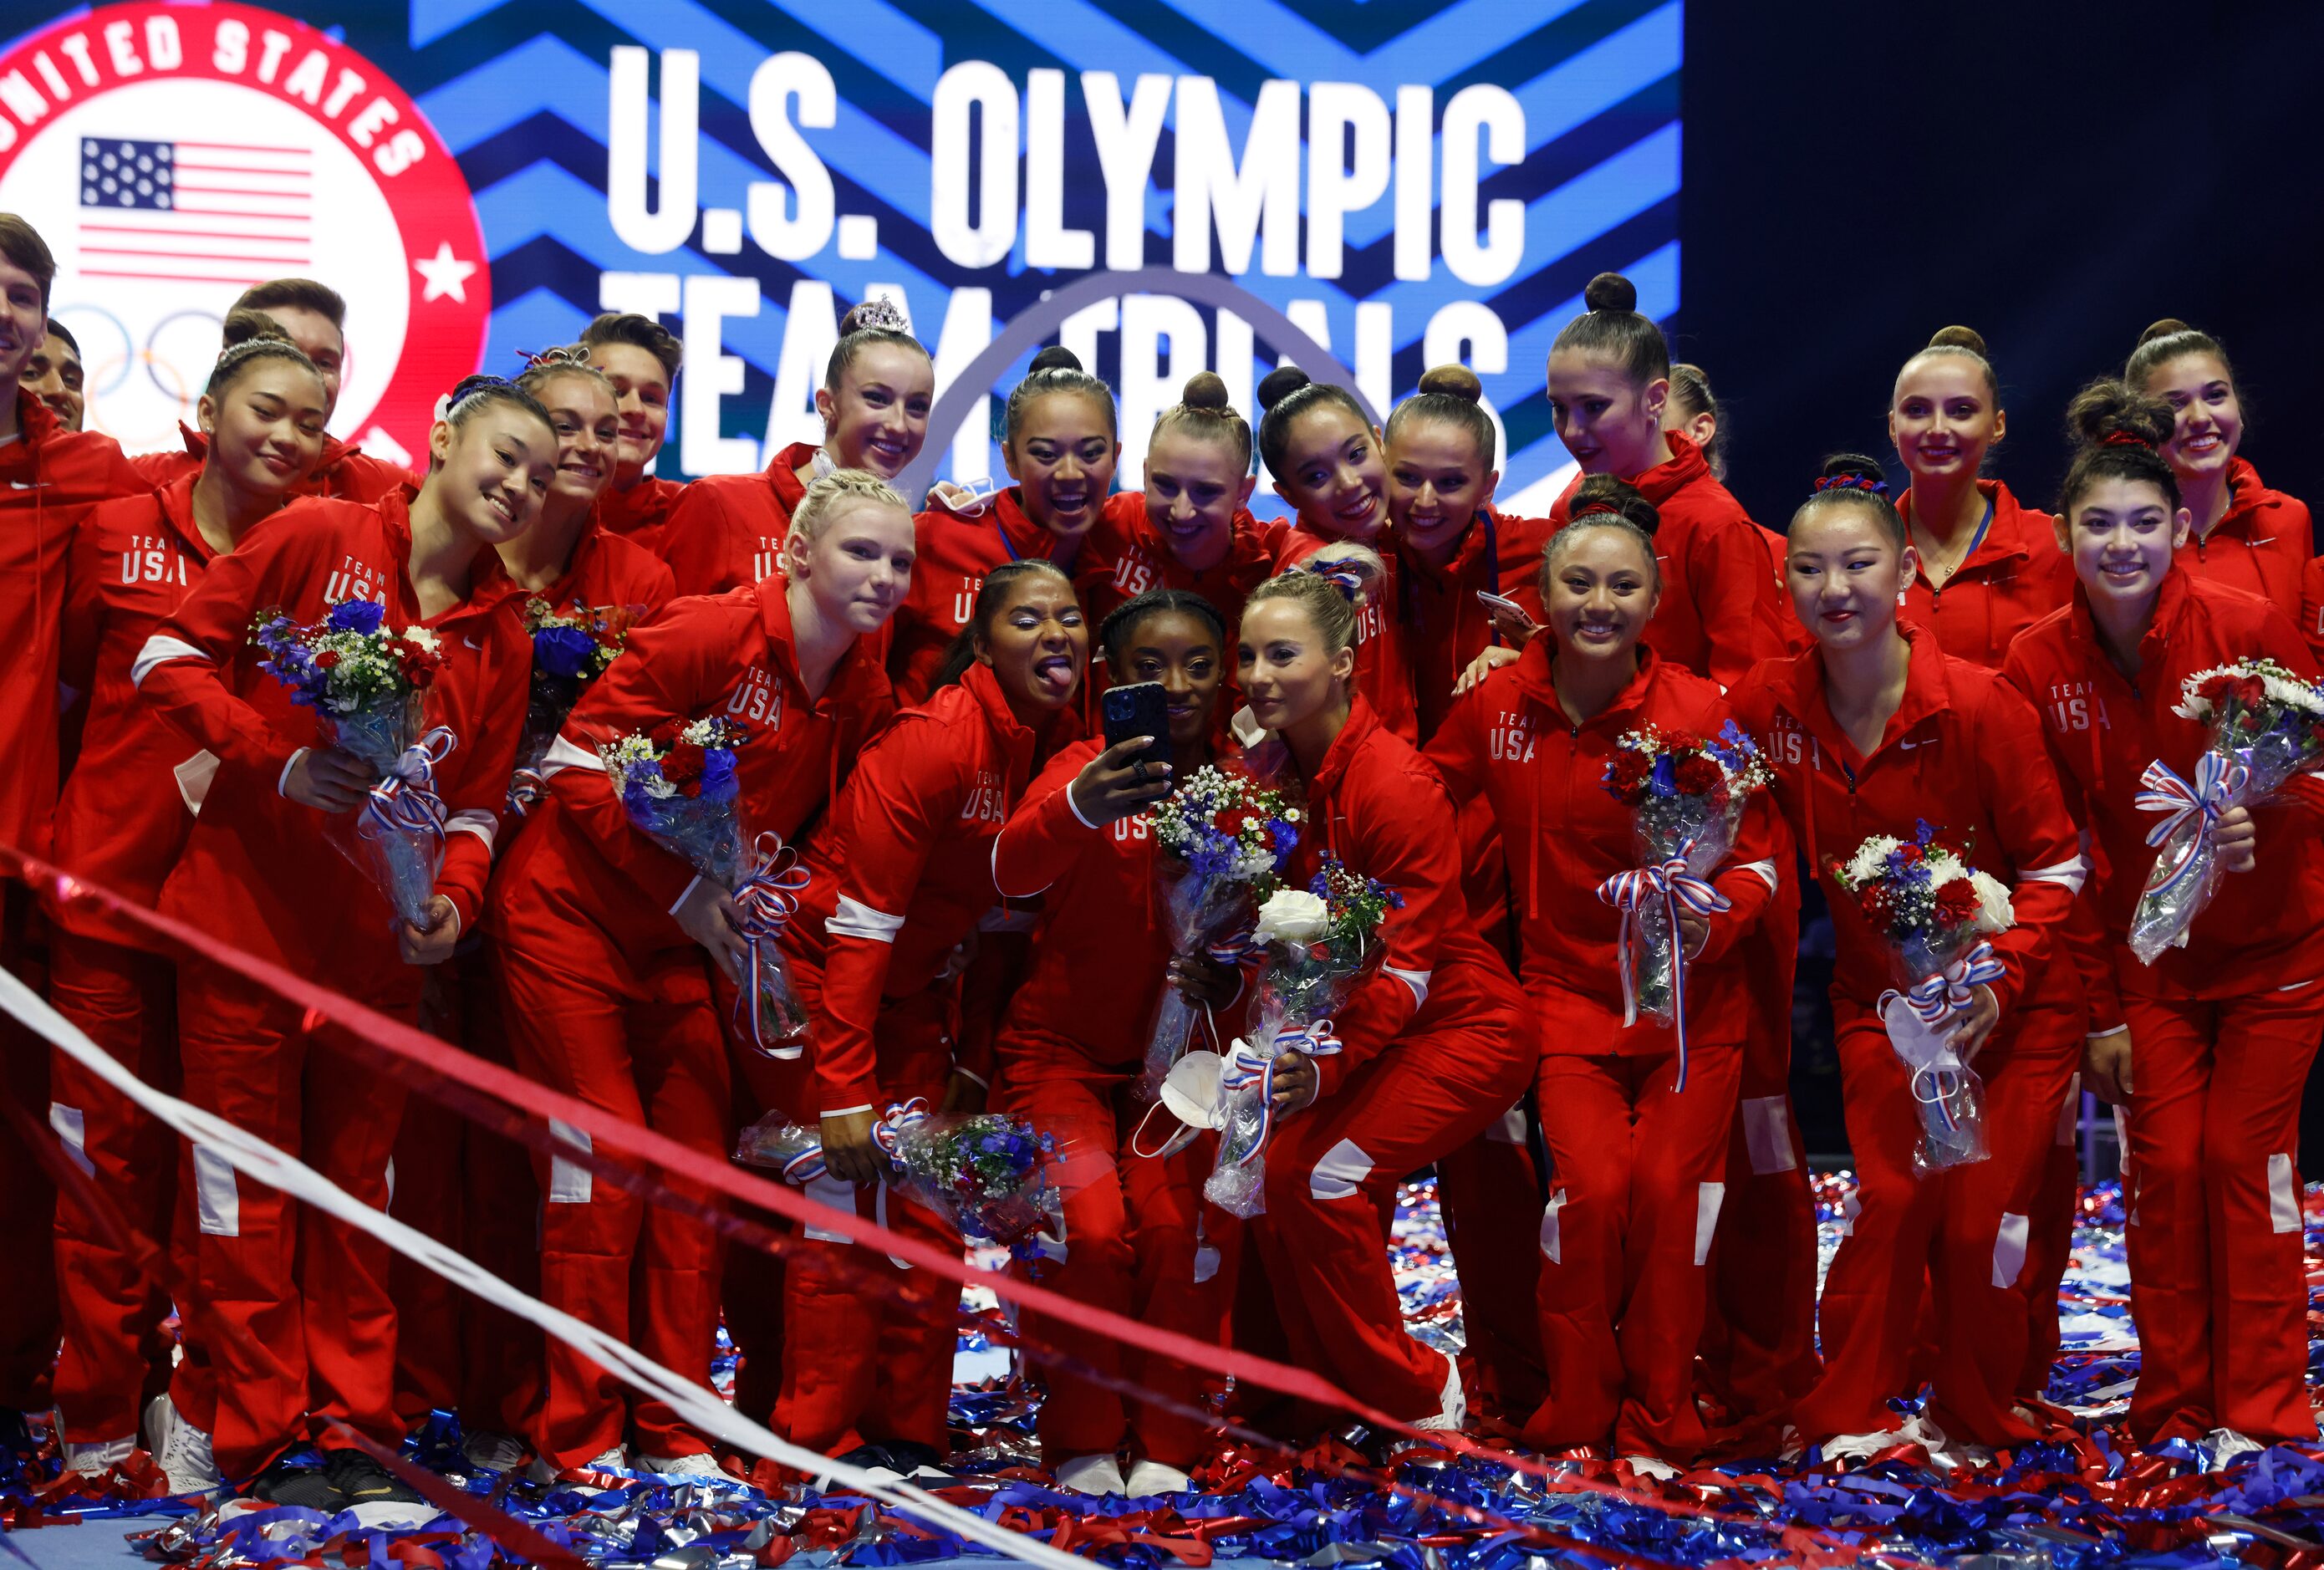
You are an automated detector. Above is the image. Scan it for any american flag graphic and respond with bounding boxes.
[76,138,310,286]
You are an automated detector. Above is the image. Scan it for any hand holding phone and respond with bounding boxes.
[1071,682,1175,826]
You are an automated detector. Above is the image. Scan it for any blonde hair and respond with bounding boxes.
[1246,558,1367,665]
[787,467,908,548]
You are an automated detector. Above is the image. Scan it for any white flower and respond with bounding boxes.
[1253,889,1329,944]
[2263,672,2324,716]
[1921,850,1965,885]
[400,626,441,652]
[1844,836,1903,887]
[1968,870,2015,934]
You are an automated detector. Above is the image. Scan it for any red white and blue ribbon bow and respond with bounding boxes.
[2135,753,2246,898]
[1297,559,1369,603]
[1903,940,2005,1031]
[872,1097,931,1166]
[360,726,456,849]
[1596,835,1730,1093]
[1219,1020,1342,1167]
[504,766,547,819]
[731,831,813,1056]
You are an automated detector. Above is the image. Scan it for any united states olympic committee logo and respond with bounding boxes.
[0,2,489,464]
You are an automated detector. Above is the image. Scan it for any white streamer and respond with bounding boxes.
[0,966,1085,1570]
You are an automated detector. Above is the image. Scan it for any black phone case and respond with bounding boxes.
[1102,682,1171,768]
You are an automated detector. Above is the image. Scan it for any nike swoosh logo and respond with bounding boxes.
[7,481,51,490]
[1898,738,1928,750]
[2249,536,2276,545]
[464,635,482,650]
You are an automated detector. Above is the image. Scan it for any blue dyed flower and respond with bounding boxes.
[1648,754,1678,798]
[329,599,384,635]
[533,624,599,680]
[698,747,739,799]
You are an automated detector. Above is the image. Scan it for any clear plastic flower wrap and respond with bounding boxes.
[1136,766,1302,1099]
[1831,821,2016,1175]
[1596,721,1771,1087]
[507,597,635,819]
[601,717,811,1056]
[2128,659,2324,964]
[734,1098,1062,1262]
[250,597,452,925]
[1203,858,1399,1218]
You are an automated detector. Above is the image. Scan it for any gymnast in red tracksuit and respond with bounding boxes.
[1427,477,1776,1464]
[1888,325,2084,1413]
[487,470,914,1476]
[1251,369,1418,742]
[582,311,690,558]
[135,376,556,1501]
[990,588,1246,1496]
[662,301,933,598]
[2000,381,2324,1445]
[1078,372,1280,640]
[46,339,329,1478]
[776,558,1089,1472]
[388,351,676,1459]
[2127,320,2312,619]
[891,348,1121,701]
[1231,570,1534,1438]
[1728,456,2089,1454]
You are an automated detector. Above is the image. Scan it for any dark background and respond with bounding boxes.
[1682,2,2324,1163]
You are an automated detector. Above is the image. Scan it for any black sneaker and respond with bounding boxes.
[320,1449,428,1506]
[246,1455,344,1511]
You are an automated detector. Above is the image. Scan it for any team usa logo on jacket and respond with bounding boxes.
[723,666,782,731]
[1764,713,1823,772]
[2038,678,2112,735]
[0,3,490,468]
[120,533,189,588]
[960,768,1006,825]
[322,553,387,609]
[1486,708,1536,764]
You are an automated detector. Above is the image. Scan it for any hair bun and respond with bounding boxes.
[1583,272,1638,313]
[1814,453,1890,497]
[2066,377,2173,451]
[1180,370,1231,410]
[1256,365,1312,413]
[1928,324,1986,357]
[1416,364,1482,402]
[446,373,510,407]
[2138,318,2193,348]
[1029,344,1083,375]
[1571,473,1659,538]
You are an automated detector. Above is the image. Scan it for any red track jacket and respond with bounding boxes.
[1397,507,1555,742]
[2302,554,2324,660]
[129,423,411,505]
[1727,623,2086,1028]
[1425,642,1776,1054]
[496,579,896,956]
[1272,526,1419,743]
[1547,432,1785,691]
[2174,458,2313,621]
[790,662,1064,1113]
[2,390,149,856]
[136,492,528,975]
[657,442,814,598]
[891,486,1100,703]
[1269,696,1523,1099]
[1078,490,1284,638]
[593,474,690,563]
[2000,568,2324,1021]
[1897,481,2074,670]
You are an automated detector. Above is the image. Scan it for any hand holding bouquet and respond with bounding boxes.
[602,717,812,1056]
[250,597,453,924]
[1138,766,1302,1098]
[2128,658,2324,963]
[1597,720,1771,1089]
[1832,822,2016,1174]
[1203,857,1401,1218]
[508,597,635,818]
[736,1099,1063,1263]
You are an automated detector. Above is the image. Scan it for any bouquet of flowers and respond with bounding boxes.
[735,1099,1063,1264]
[507,597,635,818]
[2128,658,2324,963]
[602,717,812,1056]
[250,597,453,925]
[1597,720,1771,1088]
[1136,766,1302,1098]
[1204,856,1402,1218]
[1830,822,2016,1174]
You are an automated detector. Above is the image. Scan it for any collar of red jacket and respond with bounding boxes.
[767,441,817,517]
[374,487,523,625]
[957,656,1054,756]
[2217,456,2275,536]
[1898,478,2037,573]
[152,473,217,563]
[533,504,614,605]
[2067,556,2194,670]
[1507,635,1661,722]
[1778,618,1952,760]
[594,472,680,532]
[8,385,63,455]
[1396,506,1501,587]
[1300,691,1382,804]
[1624,429,1710,507]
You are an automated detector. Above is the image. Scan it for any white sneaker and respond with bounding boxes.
[1053,1453,1129,1496]
[1413,1356,1467,1432]
[636,1450,724,1478]
[2203,1428,2264,1471]
[142,1394,219,1499]
[1621,1454,1680,1481]
[459,1429,527,1474]
[64,1434,135,1476]
[527,1445,626,1484]
[1121,1459,1193,1496]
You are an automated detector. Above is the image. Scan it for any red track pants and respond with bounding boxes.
[1698,882,1819,1428]
[1530,1042,1740,1460]
[387,952,541,1437]
[997,1053,1233,1467]
[2123,981,2324,1443]
[1252,1010,1533,1424]
[777,981,959,1459]
[1795,1005,2080,1446]
[1435,1112,1547,1421]
[47,929,178,1442]
[0,886,59,1413]
[2016,1071,2082,1404]
[168,959,412,1476]
[497,935,730,1467]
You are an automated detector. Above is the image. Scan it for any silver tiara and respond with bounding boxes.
[849,296,908,333]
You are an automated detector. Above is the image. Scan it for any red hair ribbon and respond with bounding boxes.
[2101,430,2155,449]
[1572,500,1622,518]
[1812,473,1888,497]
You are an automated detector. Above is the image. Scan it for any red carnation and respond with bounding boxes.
[1674,753,1724,795]
[1894,842,1923,864]
[1934,879,1979,927]
[2232,674,2267,711]
[662,741,707,788]
[2199,674,2235,706]
[1214,808,1258,837]
[314,650,341,670]
[409,664,437,690]
[1858,883,1898,929]
[1660,730,1702,754]
[1608,752,1652,803]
